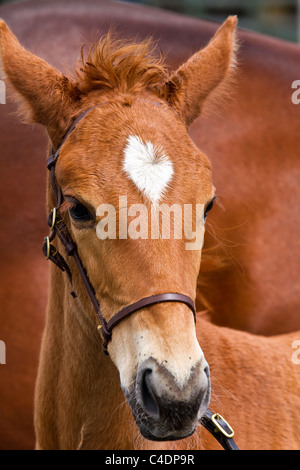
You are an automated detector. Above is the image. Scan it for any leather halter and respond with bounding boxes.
[42,103,196,353]
[42,103,239,450]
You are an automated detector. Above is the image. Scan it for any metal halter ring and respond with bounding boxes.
[50,207,57,230]
[44,236,50,260]
[211,413,235,439]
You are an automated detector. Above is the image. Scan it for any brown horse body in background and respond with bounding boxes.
[0,0,300,450]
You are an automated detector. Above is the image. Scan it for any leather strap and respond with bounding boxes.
[47,103,109,170]
[100,293,196,349]
[200,409,240,450]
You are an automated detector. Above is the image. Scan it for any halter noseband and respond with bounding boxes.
[42,103,196,354]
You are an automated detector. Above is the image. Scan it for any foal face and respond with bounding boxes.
[56,98,214,440]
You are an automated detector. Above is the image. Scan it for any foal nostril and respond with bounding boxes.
[139,369,160,419]
[204,365,210,380]
[135,358,210,433]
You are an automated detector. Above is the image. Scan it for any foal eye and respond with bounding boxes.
[69,201,93,222]
[204,195,216,219]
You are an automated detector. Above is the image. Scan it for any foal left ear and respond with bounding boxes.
[0,20,78,143]
[161,16,237,126]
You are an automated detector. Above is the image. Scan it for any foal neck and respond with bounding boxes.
[35,263,138,449]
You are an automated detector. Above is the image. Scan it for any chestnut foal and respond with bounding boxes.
[1,17,300,450]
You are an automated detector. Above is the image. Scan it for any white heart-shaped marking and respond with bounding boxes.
[123,135,173,203]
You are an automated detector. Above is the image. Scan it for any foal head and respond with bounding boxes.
[0,17,237,441]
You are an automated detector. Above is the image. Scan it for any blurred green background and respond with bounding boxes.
[0,0,299,43]
[121,0,299,42]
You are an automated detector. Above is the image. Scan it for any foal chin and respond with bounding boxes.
[109,302,210,441]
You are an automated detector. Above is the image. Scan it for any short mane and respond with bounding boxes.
[75,33,169,95]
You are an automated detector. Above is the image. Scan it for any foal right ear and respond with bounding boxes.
[0,20,78,143]
[161,16,237,127]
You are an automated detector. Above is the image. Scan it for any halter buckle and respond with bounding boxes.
[211,413,235,439]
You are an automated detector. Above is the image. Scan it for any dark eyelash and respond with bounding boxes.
[59,200,76,214]
[67,198,94,223]
[204,195,216,219]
